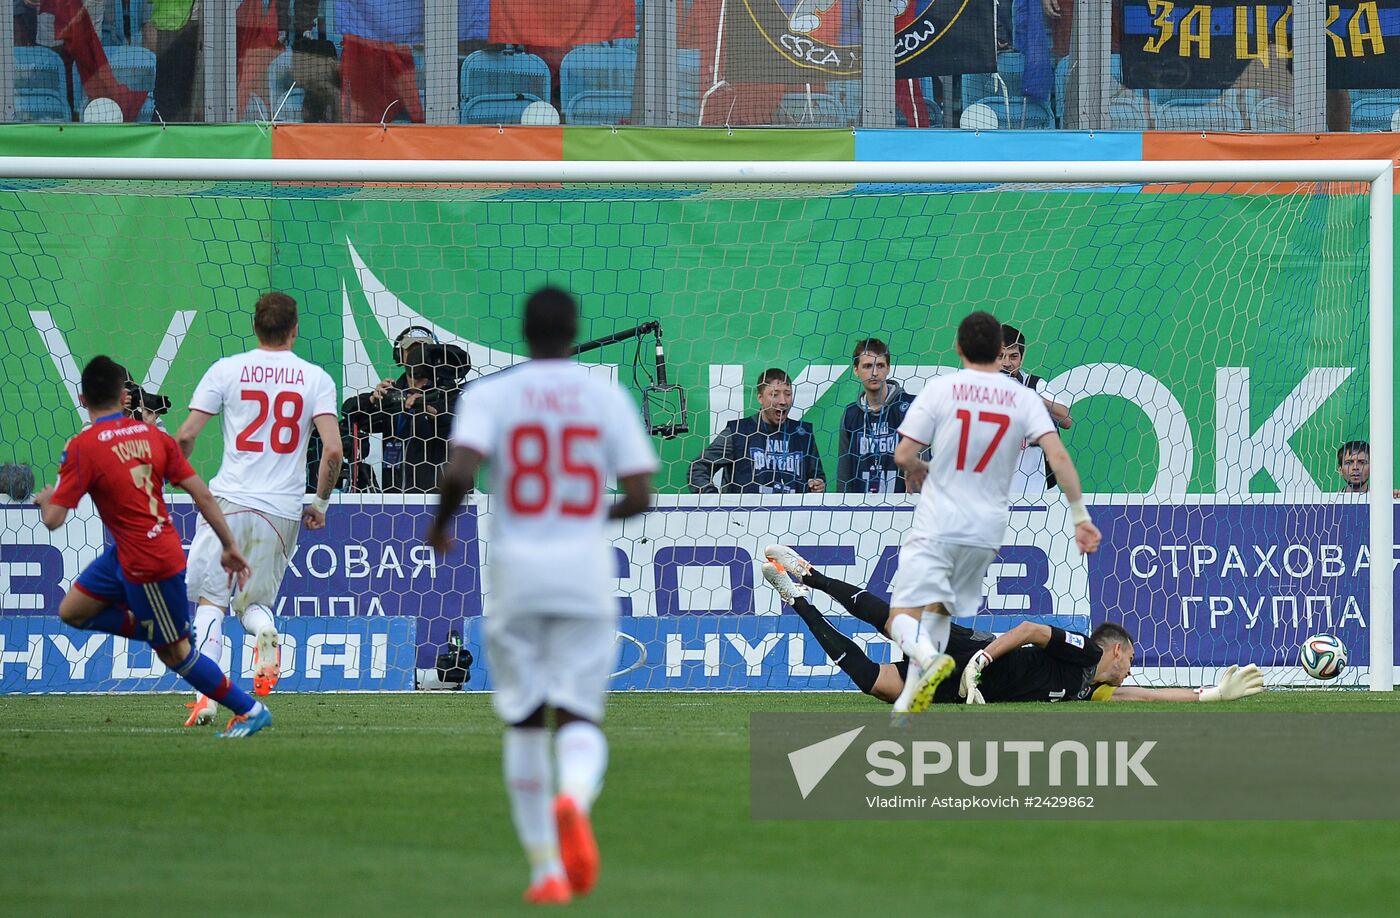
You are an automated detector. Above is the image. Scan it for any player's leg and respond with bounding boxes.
[762,562,891,698]
[485,613,570,903]
[230,508,299,697]
[59,545,143,638]
[125,571,270,738]
[886,539,964,714]
[545,616,616,897]
[765,545,891,633]
[184,601,226,726]
[184,519,232,724]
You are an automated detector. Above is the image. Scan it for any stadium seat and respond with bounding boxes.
[964,96,1055,130]
[1247,94,1291,132]
[1152,96,1244,131]
[676,48,701,125]
[1055,54,1147,128]
[1147,87,1225,106]
[775,92,846,127]
[961,52,1025,106]
[461,48,550,108]
[73,44,157,122]
[1107,94,1149,130]
[829,79,860,122]
[561,42,636,124]
[1350,91,1400,132]
[1052,55,1070,125]
[15,89,72,123]
[15,46,69,102]
[461,92,541,125]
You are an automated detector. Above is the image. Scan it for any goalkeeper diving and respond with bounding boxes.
[762,545,1265,704]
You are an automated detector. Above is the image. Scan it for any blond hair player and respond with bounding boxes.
[176,292,342,724]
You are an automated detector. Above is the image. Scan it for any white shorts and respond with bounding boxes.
[888,538,998,617]
[484,613,619,724]
[186,499,301,614]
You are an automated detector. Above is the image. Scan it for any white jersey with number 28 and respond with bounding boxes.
[189,348,338,521]
[451,360,659,618]
[897,368,1056,550]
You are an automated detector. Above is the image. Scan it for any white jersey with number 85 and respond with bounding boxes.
[188,348,339,521]
[897,368,1056,550]
[451,360,658,618]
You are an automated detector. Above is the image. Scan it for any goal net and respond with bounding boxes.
[0,160,1392,696]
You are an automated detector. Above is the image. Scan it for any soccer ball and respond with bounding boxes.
[1299,634,1347,680]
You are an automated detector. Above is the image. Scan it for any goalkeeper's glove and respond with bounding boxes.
[959,649,992,704]
[1197,664,1265,702]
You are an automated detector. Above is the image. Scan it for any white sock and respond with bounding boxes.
[192,604,226,694]
[920,611,952,656]
[503,727,563,885]
[889,614,935,670]
[240,603,276,641]
[556,721,608,813]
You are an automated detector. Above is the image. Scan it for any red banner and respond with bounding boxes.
[489,0,636,47]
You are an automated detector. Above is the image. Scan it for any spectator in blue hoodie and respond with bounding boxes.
[689,368,826,494]
[837,337,917,493]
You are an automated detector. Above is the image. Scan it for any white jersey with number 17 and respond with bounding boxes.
[451,360,659,618]
[188,348,338,521]
[897,368,1056,550]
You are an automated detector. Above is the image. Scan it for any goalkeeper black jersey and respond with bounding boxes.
[907,625,1108,704]
[978,627,1104,703]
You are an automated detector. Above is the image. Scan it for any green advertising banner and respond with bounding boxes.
[0,183,1370,495]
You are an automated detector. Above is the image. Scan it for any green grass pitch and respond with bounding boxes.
[3,692,1398,917]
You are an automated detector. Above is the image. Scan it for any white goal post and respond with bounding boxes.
[0,156,1390,692]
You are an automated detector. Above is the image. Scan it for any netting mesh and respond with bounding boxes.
[0,176,1379,696]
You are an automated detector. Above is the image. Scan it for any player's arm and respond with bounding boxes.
[1107,666,1265,703]
[1037,431,1100,554]
[37,442,86,530]
[609,471,653,520]
[425,444,482,555]
[175,410,215,458]
[35,485,68,530]
[303,414,344,530]
[894,434,928,493]
[960,622,1071,702]
[174,473,250,584]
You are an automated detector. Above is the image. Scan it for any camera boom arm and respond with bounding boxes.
[570,320,688,438]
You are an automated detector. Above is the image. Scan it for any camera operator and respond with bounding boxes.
[341,327,470,493]
[112,362,171,428]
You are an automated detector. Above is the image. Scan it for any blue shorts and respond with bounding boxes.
[74,545,190,648]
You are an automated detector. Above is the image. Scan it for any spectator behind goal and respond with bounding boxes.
[688,368,826,494]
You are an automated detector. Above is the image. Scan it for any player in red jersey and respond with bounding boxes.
[34,356,271,738]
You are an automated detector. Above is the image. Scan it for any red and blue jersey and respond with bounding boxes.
[51,412,197,584]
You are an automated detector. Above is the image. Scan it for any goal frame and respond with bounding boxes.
[2,156,1390,691]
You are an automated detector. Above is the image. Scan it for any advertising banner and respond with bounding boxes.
[2,497,1388,691]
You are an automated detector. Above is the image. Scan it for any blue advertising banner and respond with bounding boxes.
[167,503,482,671]
[1,497,1391,692]
[0,615,415,693]
[1089,503,1371,667]
[462,613,1092,692]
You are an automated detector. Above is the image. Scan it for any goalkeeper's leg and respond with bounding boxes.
[764,545,891,633]
[762,561,901,701]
